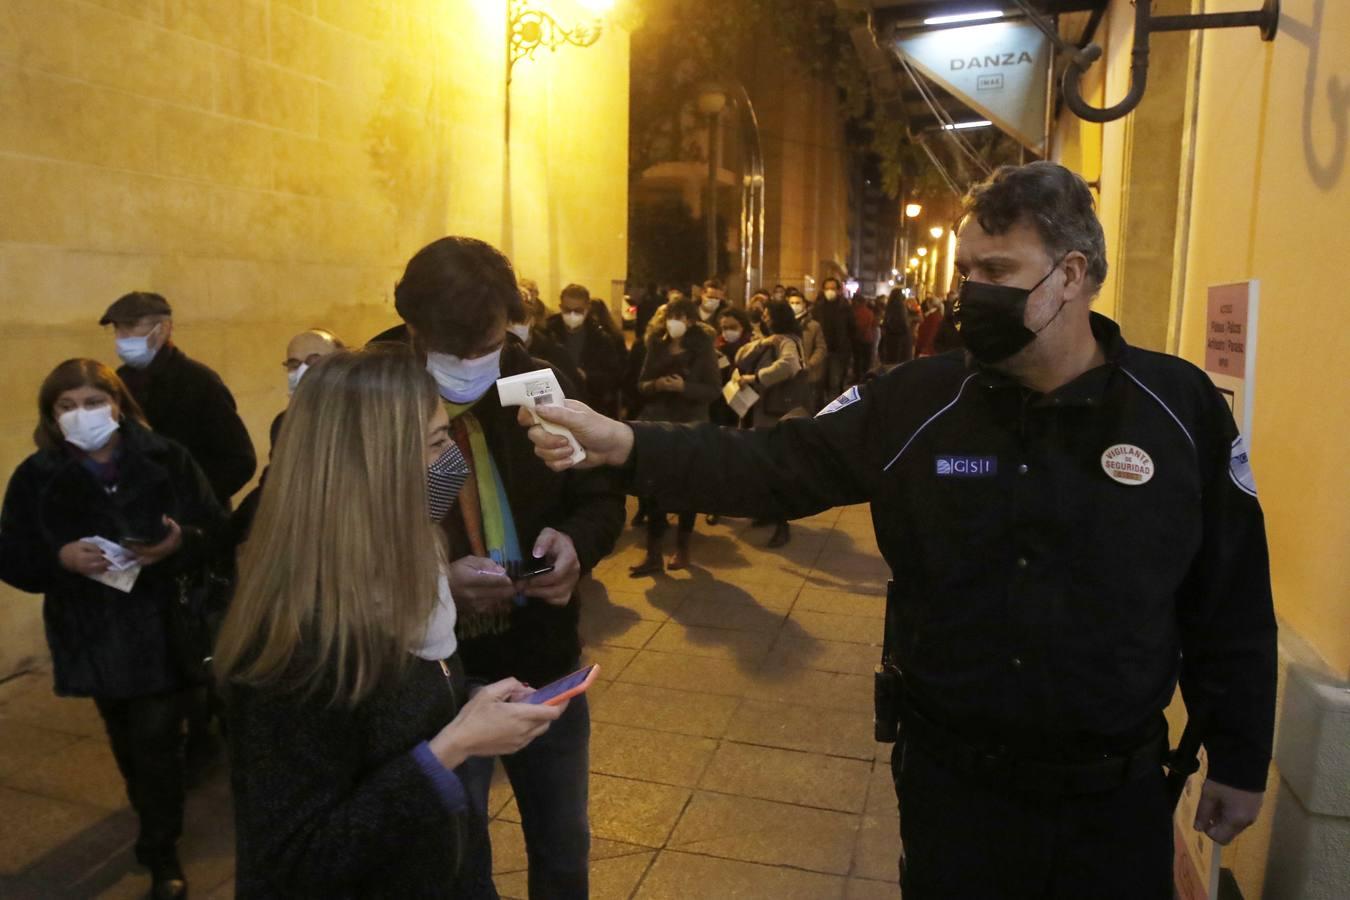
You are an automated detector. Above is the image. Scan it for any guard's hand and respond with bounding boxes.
[134,516,183,567]
[58,541,111,576]
[1194,779,1264,845]
[521,528,579,606]
[446,555,517,613]
[516,400,634,472]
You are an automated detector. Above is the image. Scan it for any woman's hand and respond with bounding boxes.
[429,678,566,769]
[133,516,183,567]
[58,541,110,576]
[741,373,758,385]
[665,374,685,393]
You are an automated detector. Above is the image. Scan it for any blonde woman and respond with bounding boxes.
[216,346,564,898]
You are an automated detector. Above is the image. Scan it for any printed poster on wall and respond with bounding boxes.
[1204,281,1260,438]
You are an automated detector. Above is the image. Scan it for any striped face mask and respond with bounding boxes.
[427,441,471,522]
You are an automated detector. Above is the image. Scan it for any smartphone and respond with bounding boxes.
[119,535,160,549]
[506,559,555,581]
[519,664,600,706]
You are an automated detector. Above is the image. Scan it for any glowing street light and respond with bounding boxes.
[909,257,920,268]
[924,10,1003,27]
[929,226,945,239]
[904,202,923,218]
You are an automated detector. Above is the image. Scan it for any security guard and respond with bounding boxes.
[519,162,1276,899]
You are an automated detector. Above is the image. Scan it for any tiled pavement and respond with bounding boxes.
[0,502,900,898]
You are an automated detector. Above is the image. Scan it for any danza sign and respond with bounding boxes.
[894,20,1052,154]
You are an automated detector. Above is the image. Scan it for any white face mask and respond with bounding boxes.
[59,406,120,453]
[823,289,839,301]
[426,348,503,404]
[722,328,743,343]
[701,297,721,313]
[115,324,161,370]
[562,311,587,331]
[286,362,309,396]
[789,301,806,317]
[508,323,532,344]
[666,319,688,339]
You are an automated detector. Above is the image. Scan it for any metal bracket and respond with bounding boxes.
[1063,0,1280,123]
[508,0,604,82]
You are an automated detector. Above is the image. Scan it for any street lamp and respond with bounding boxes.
[905,202,923,219]
[929,226,945,239]
[917,247,928,257]
[698,85,728,282]
[508,0,611,82]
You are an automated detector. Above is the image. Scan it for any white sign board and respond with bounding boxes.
[1204,281,1259,438]
[893,20,1052,154]
[1173,747,1221,900]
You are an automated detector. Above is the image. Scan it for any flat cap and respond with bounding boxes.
[99,292,172,326]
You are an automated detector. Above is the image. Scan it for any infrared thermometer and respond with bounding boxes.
[496,369,587,465]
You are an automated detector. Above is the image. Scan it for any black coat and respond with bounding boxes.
[448,342,626,685]
[543,315,625,417]
[119,344,257,508]
[0,422,226,698]
[637,325,722,424]
[227,655,474,898]
[813,296,859,354]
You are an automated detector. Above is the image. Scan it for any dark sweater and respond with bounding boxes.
[227,655,474,898]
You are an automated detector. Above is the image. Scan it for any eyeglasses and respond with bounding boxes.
[282,353,324,372]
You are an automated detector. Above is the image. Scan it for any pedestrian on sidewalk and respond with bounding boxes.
[515,162,1277,900]
[0,360,227,900]
[217,346,564,898]
[630,298,720,575]
[733,298,811,548]
[812,276,858,397]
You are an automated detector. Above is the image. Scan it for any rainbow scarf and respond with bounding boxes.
[443,400,523,638]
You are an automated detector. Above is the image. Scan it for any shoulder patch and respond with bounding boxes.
[1229,434,1257,497]
[817,385,861,417]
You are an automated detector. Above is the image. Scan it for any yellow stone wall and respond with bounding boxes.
[0,0,630,676]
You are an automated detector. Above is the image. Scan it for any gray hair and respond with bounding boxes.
[962,162,1108,287]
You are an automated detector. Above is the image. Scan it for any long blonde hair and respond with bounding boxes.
[214,346,445,707]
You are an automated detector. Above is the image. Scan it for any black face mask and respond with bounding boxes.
[954,260,1066,364]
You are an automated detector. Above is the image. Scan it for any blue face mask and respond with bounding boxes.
[115,325,161,370]
[426,348,503,404]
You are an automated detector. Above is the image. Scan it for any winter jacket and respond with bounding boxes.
[446,342,626,686]
[118,344,257,508]
[0,421,225,698]
[735,334,810,428]
[228,653,475,898]
[543,315,625,417]
[799,317,828,383]
[637,324,722,425]
[813,296,858,354]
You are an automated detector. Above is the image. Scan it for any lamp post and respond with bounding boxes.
[900,201,922,290]
[697,85,728,282]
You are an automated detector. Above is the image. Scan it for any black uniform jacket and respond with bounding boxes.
[119,343,257,508]
[449,342,626,686]
[629,314,1277,791]
[0,421,226,698]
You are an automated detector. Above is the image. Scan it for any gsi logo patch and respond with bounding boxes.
[935,456,998,477]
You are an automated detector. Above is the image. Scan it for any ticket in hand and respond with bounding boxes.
[496,369,586,465]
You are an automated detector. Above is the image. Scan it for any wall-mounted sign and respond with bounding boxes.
[1204,281,1260,438]
[893,20,1052,155]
